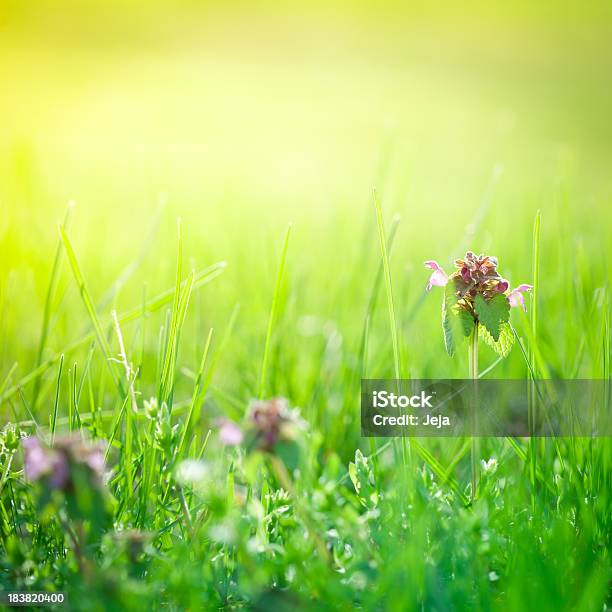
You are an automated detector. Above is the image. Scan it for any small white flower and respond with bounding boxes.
[208,521,236,545]
[175,459,209,486]
[481,458,498,473]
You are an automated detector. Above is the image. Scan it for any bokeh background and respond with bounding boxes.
[1,1,611,424]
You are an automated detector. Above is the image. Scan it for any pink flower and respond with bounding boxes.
[507,284,533,311]
[22,435,105,491]
[425,251,533,314]
[248,398,306,452]
[23,437,53,481]
[23,436,70,489]
[424,260,448,291]
[496,279,509,293]
[217,419,244,446]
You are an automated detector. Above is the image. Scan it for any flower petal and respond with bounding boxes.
[508,284,532,311]
[496,279,509,292]
[424,260,442,271]
[23,437,50,481]
[425,261,448,290]
[426,269,448,291]
[218,419,244,446]
[508,291,524,310]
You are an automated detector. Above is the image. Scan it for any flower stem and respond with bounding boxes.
[529,210,541,514]
[468,322,479,501]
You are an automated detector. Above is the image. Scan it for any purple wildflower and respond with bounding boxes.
[23,437,56,481]
[217,398,306,452]
[424,260,448,291]
[22,435,106,491]
[249,398,286,449]
[217,419,244,446]
[424,251,532,313]
[507,284,533,311]
[248,398,306,451]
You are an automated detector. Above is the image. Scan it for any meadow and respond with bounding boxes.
[0,2,611,609]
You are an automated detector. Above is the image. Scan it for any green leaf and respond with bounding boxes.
[474,293,510,341]
[348,450,378,509]
[275,440,301,472]
[442,282,474,356]
[458,309,475,337]
[479,320,514,357]
[442,299,455,357]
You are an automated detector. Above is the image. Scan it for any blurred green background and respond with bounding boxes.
[1,0,611,418]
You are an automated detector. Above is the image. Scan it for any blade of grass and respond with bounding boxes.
[176,303,241,456]
[160,270,195,408]
[258,224,291,399]
[112,310,139,414]
[59,224,122,394]
[71,362,83,431]
[411,440,469,506]
[159,220,196,408]
[1,262,226,404]
[176,327,214,457]
[374,192,410,478]
[529,209,541,513]
[112,310,139,498]
[374,192,402,380]
[0,362,18,401]
[203,303,240,392]
[159,218,183,398]
[359,215,400,471]
[32,202,74,409]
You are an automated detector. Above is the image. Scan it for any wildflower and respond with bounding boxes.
[217,397,306,453]
[208,521,237,545]
[247,398,306,452]
[481,458,498,473]
[23,437,69,488]
[217,419,244,446]
[175,459,209,487]
[425,251,532,358]
[424,260,448,290]
[424,251,532,313]
[507,283,533,312]
[22,434,106,491]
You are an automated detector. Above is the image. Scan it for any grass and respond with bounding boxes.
[0,198,609,609]
[0,2,611,610]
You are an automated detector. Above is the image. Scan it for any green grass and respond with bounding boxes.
[0,2,611,610]
[1,197,609,609]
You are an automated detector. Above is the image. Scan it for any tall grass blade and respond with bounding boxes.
[32,202,74,408]
[374,192,411,482]
[373,192,401,380]
[177,327,214,456]
[258,224,291,399]
[529,209,541,512]
[59,224,122,394]
[0,362,18,402]
[2,262,226,404]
